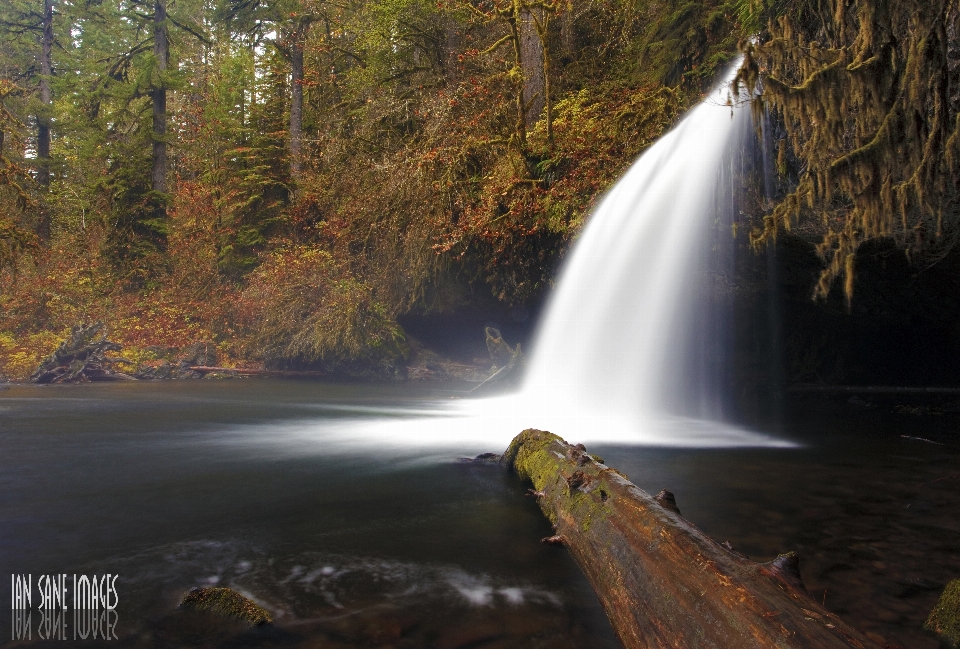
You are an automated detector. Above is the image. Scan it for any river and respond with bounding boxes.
[2,379,958,648]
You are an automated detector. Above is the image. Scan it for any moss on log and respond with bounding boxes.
[179,587,272,626]
[501,429,882,649]
[925,580,960,648]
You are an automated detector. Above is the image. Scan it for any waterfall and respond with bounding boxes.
[477,58,792,447]
[275,60,793,453]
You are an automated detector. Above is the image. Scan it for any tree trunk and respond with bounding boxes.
[37,0,52,187]
[36,0,53,239]
[519,7,545,127]
[506,0,526,149]
[289,23,306,178]
[559,0,575,63]
[152,0,168,198]
[534,11,553,147]
[501,429,883,649]
[442,17,460,81]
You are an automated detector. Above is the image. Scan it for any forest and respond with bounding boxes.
[1,0,959,385]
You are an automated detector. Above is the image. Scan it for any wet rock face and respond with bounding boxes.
[179,587,272,626]
[179,341,218,367]
[135,360,174,380]
[926,580,960,648]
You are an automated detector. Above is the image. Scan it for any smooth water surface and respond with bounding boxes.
[1,380,618,648]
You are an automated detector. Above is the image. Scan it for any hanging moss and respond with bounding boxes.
[739,0,960,304]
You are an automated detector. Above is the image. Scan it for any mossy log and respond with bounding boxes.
[501,429,882,649]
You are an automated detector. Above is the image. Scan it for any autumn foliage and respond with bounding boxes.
[0,0,744,379]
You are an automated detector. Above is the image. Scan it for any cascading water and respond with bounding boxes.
[473,58,792,448]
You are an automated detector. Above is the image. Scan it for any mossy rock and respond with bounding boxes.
[926,580,960,648]
[179,587,272,626]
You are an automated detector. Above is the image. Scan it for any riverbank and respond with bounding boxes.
[0,319,523,387]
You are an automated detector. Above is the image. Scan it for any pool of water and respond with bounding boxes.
[1,380,958,648]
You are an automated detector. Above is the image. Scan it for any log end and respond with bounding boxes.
[500,428,565,471]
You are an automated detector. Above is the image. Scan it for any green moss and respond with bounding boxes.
[501,428,564,478]
[925,580,960,648]
[179,587,272,626]
[504,429,614,534]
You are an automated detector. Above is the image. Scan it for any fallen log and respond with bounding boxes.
[501,429,882,649]
[187,366,326,378]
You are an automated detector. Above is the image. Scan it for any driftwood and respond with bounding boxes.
[31,322,135,384]
[501,429,882,649]
[187,366,326,378]
[485,326,521,368]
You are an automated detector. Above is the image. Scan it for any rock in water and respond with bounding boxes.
[457,452,502,464]
[926,580,960,648]
[179,587,272,626]
[135,342,232,380]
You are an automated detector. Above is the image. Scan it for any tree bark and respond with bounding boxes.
[501,429,883,649]
[289,24,305,178]
[152,0,168,198]
[533,9,553,147]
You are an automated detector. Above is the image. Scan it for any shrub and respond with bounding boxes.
[239,246,409,379]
